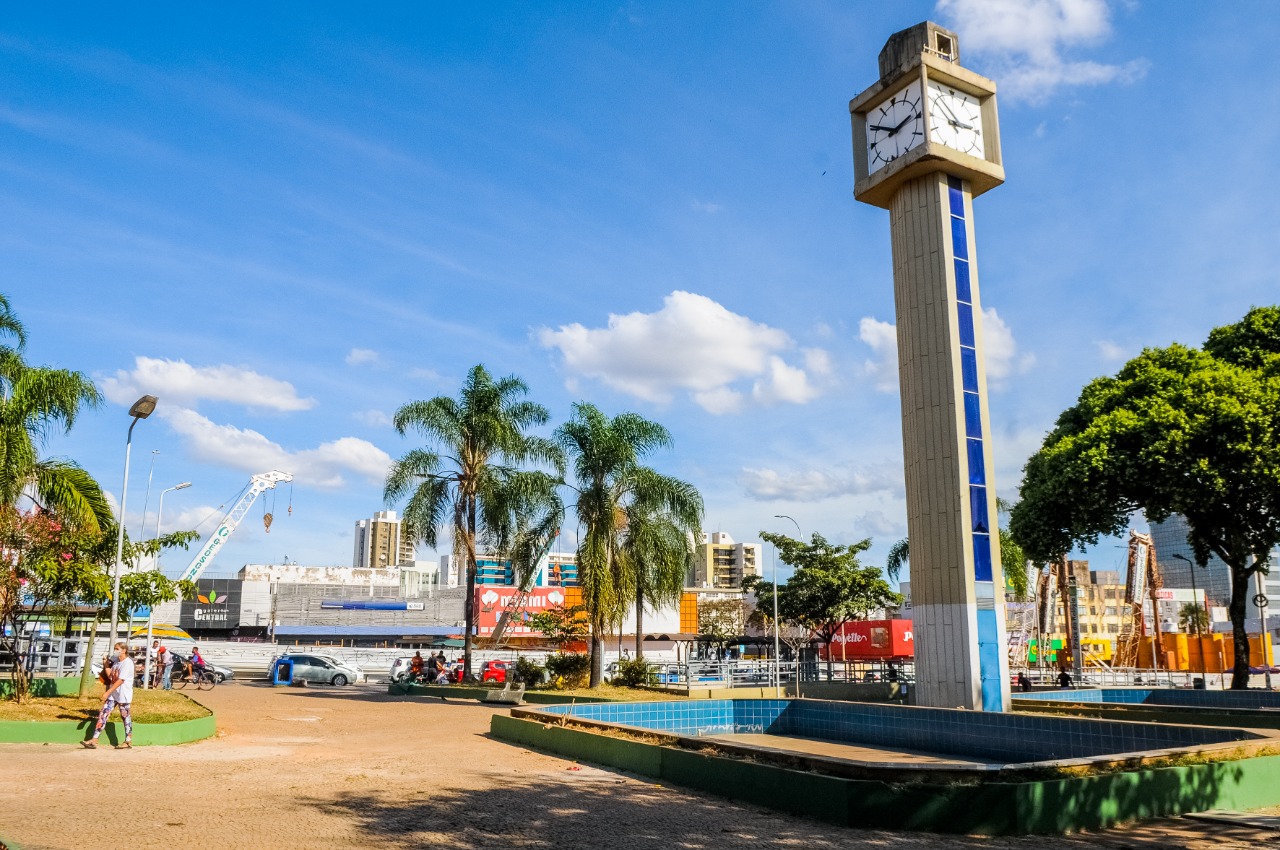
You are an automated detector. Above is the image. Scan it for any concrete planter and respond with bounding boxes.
[0,678,215,747]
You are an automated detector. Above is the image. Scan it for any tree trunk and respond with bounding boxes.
[1229,561,1252,690]
[77,617,100,699]
[462,499,478,682]
[589,628,603,688]
[634,585,645,660]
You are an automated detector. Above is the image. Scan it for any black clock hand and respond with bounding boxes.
[868,123,897,132]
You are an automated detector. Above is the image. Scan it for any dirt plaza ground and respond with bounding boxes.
[2,683,1279,850]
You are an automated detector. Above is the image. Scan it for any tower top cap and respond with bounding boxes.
[878,21,960,82]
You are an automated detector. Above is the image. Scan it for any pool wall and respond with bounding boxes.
[1014,688,1280,730]
[492,712,1280,834]
[1018,688,1280,709]
[531,698,1253,762]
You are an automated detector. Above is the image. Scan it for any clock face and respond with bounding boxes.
[927,82,984,158]
[866,80,924,173]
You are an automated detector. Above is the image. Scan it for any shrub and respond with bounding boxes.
[512,656,544,686]
[612,658,656,687]
[543,653,591,690]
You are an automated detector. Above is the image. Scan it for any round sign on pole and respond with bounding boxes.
[1254,593,1269,609]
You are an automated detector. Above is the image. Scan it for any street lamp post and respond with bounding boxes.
[773,515,801,697]
[108,395,158,651]
[1171,553,1203,681]
[143,481,190,689]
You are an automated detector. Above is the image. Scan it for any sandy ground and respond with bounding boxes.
[1,683,1279,850]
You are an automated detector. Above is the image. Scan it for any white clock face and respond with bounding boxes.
[866,80,923,173]
[928,82,984,158]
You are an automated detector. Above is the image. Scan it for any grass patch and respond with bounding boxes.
[0,690,211,724]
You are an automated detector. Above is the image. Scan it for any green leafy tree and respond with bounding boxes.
[0,294,108,531]
[1011,307,1280,689]
[527,604,590,649]
[761,531,900,672]
[697,598,745,647]
[384,364,563,680]
[555,403,703,687]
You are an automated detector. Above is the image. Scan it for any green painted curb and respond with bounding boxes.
[0,691,215,747]
[490,713,1280,835]
[1014,699,1280,730]
[386,683,615,704]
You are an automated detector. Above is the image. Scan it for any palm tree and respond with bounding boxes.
[0,294,108,531]
[621,482,700,660]
[384,364,562,680]
[885,538,909,582]
[555,403,703,686]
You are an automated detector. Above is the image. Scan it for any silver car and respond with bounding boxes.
[283,654,364,686]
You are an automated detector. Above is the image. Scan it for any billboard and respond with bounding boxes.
[474,586,584,636]
[818,619,914,660]
[179,579,243,630]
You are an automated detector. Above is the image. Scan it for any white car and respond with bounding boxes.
[280,653,365,686]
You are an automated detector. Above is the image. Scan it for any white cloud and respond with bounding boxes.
[851,510,905,539]
[858,317,899,393]
[165,408,392,490]
[691,199,723,214]
[354,409,393,428]
[982,307,1036,384]
[739,465,901,502]
[345,348,379,366]
[538,291,830,414]
[1095,339,1129,362]
[936,0,1148,103]
[102,357,314,412]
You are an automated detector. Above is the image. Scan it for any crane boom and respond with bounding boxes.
[488,532,559,646]
[178,470,292,583]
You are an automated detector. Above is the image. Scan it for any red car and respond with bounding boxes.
[480,660,510,683]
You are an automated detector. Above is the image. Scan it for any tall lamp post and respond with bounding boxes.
[108,395,158,650]
[143,481,190,689]
[773,515,801,697]
[1171,553,1203,681]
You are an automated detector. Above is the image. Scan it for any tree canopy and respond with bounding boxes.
[759,531,900,652]
[1010,306,1280,688]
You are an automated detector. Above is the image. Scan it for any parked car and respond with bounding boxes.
[480,660,510,683]
[279,654,364,686]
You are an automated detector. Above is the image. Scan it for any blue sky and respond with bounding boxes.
[4,1,1278,581]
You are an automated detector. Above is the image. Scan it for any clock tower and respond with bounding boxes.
[850,22,1010,711]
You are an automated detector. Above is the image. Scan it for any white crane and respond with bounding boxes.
[178,470,293,583]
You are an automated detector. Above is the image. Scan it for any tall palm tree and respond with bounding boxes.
[555,403,703,686]
[384,364,562,680]
[0,294,108,531]
[622,479,699,660]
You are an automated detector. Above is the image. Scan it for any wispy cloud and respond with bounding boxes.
[739,465,901,502]
[102,357,315,412]
[937,0,1148,104]
[539,291,830,414]
[1095,339,1129,362]
[345,348,379,366]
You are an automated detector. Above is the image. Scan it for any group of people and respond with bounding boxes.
[134,641,206,689]
[408,651,453,684]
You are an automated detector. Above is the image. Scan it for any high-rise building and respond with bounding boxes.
[691,532,762,589]
[1151,514,1280,625]
[440,551,579,588]
[352,510,415,569]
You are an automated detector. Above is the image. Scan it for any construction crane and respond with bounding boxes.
[1115,530,1165,669]
[177,471,293,583]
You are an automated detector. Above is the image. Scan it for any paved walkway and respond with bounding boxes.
[1,684,1278,849]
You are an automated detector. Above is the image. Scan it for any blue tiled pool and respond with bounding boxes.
[1016,688,1280,710]
[530,698,1259,764]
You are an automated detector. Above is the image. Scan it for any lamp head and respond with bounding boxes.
[174,482,192,491]
[128,395,158,419]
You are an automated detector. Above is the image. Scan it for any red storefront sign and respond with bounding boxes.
[817,619,914,660]
[474,586,582,636]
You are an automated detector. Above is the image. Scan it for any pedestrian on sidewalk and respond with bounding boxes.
[84,642,134,750]
[158,644,174,690]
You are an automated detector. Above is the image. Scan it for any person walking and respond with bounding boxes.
[84,642,134,750]
[158,644,174,690]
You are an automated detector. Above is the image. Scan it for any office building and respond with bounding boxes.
[691,532,762,589]
[353,510,415,569]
